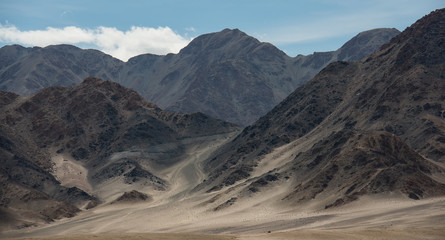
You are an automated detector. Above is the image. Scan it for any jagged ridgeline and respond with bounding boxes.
[0,28,399,126]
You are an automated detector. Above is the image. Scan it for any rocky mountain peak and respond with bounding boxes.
[379,8,445,69]
[337,28,401,61]
[80,76,144,95]
[44,44,82,52]
[179,28,263,57]
[389,8,445,44]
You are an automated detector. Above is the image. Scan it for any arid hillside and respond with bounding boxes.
[198,8,445,209]
[0,77,239,230]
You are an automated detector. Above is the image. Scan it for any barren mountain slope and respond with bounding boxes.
[0,77,239,230]
[198,9,445,209]
[0,91,98,230]
[119,29,297,126]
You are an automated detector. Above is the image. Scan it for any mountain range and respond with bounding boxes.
[1,8,444,237]
[0,28,400,126]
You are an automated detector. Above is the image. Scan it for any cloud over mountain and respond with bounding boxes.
[0,25,192,61]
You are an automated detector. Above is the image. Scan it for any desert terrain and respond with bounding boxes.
[2,133,444,239]
[3,228,445,240]
[1,8,445,240]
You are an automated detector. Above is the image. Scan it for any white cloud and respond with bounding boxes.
[0,25,95,46]
[0,24,192,61]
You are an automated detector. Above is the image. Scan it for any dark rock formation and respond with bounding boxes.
[111,190,151,204]
[0,77,239,229]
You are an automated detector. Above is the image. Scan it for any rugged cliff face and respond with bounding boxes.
[0,28,399,126]
[199,9,445,208]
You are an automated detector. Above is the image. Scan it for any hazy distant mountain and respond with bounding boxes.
[0,77,239,229]
[292,28,401,85]
[198,9,445,208]
[0,45,123,96]
[0,28,399,126]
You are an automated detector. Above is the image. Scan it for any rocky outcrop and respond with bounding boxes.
[111,190,151,204]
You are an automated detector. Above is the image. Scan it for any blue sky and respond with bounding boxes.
[0,0,443,61]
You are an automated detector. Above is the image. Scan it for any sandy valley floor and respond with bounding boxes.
[2,134,445,240]
[2,196,445,240]
[3,228,445,240]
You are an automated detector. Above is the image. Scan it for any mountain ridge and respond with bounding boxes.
[0,28,400,126]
